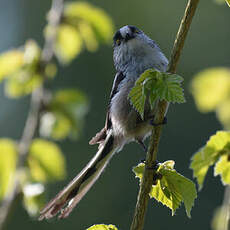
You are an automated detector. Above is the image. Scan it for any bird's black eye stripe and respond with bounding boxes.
[113,30,123,43]
[128,25,139,34]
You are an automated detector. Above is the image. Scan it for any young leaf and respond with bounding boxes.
[214,155,230,185]
[191,68,230,112]
[28,139,66,182]
[64,2,114,44]
[216,99,230,130]
[3,40,43,98]
[0,139,17,200]
[128,83,146,119]
[87,224,118,230]
[54,24,83,64]
[22,183,45,216]
[133,161,197,218]
[0,50,24,81]
[5,72,42,98]
[190,131,230,189]
[40,89,88,140]
[129,68,185,119]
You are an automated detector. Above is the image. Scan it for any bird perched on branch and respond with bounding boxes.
[39,25,168,220]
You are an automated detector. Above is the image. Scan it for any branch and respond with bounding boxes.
[130,0,200,229]
[0,1,64,229]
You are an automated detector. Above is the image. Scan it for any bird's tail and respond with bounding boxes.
[39,131,116,220]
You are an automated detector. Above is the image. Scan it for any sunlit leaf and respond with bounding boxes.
[44,63,57,78]
[55,24,83,64]
[0,50,24,81]
[216,99,230,130]
[226,0,230,6]
[0,139,17,200]
[40,112,72,140]
[64,2,114,44]
[78,21,98,52]
[214,155,230,185]
[28,139,66,182]
[133,161,197,217]
[22,183,45,216]
[5,71,42,98]
[129,68,185,119]
[87,224,118,230]
[2,40,43,98]
[190,131,230,189]
[191,68,230,112]
[40,89,88,140]
[23,40,41,66]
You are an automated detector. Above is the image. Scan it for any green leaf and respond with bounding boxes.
[40,89,88,140]
[133,161,197,218]
[22,183,45,216]
[129,83,146,119]
[4,40,43,98]
[87,224,118,230]
[28,139,66,182]
[54,24,83,64]
[190,131,230,189]
[0,50,24,81]
[64,2,114,44]
[0,139,17,200]
[216,99,230,130]
[5,71,42,98]
[226,0,230,6]
[129,69,185,119]
[214,155,230,185]
[191,68,230,112]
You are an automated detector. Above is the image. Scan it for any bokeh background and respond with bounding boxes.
[0,0,229,229]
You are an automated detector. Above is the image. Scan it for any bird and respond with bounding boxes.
[39,25,168,220]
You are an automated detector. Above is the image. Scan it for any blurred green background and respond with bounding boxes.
[0,0,229,229]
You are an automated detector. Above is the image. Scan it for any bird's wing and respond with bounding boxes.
[89,72,125,145]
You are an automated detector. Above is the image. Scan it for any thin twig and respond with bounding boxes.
[130,0,200,229]
[0,0,64,229]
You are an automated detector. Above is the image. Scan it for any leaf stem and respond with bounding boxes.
[130,0,200,229]
[0,1,64,229]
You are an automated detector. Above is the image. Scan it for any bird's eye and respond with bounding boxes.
[116,39,121,46]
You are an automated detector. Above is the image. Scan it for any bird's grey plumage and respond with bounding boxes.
[39,25,168,220]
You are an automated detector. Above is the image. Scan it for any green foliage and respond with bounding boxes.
[22,183,45,216]
[40,89,88,140]
[0,50,24,81]
[214,155,230,185]
[0,139,17,200]
[28,139,66,182]
[191,67,230,129]
[133,161,197,217]
[87,224,118,230]
[54,24,83,64]
[129,68,185,119]
[52,1,114,64]
[0,40,44,98]
[190,131,230,189]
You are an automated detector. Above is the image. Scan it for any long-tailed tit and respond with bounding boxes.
[39,25,168,220]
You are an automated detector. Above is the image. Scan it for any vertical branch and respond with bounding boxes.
[130,0,200,230]
[219,186,230,230]
[0,0,64,229]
